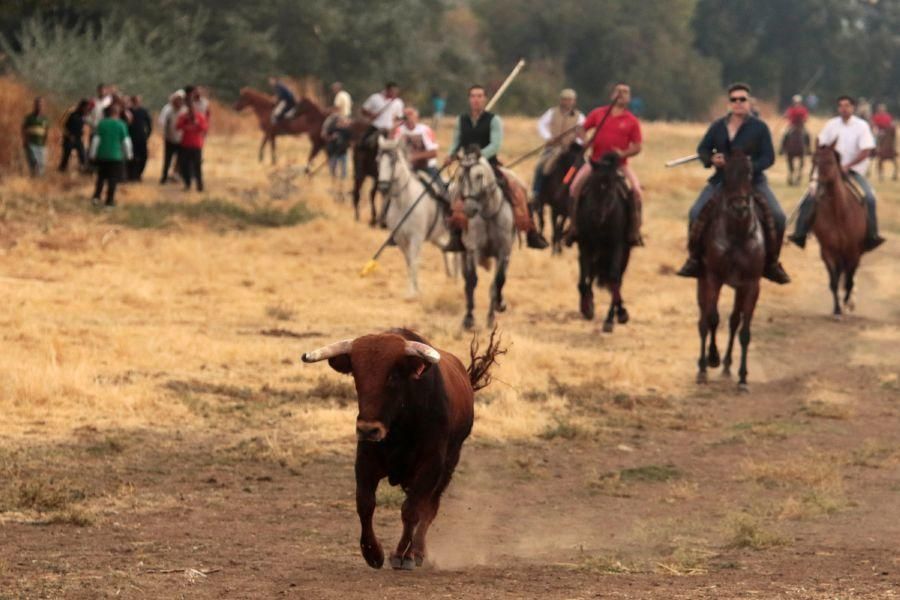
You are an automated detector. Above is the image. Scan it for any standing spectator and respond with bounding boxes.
[159,91,185,184]
[22,97,49,176]
[177,97,209,192]
[89,104,132,207]
[59,99,90,173]
[331,81,352,118]
[127,95,152,181]
[184,85,211,121]
[430,91,446,130]
[323,112,352,201]
[87,83,112,133]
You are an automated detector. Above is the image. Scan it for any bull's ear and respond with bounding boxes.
[327,354,352,374]
[401,356,433,380]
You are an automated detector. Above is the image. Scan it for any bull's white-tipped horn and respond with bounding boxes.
[301,339,353,363]
[405,341,441,364]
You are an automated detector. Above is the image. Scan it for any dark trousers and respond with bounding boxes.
[128,140,148,181]
[180,147,203,190]
[93,160,123,205]
[160,140,180,182]
[59,138,86,172]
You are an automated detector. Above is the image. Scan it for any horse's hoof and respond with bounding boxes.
[390,554,415,571]
[844,299,855,312]
[580,297,594,321]
[696,372,708,384]
[616,306,630,324]
[414,554,425,567]
[361,541,384,569]
[602,321,614,333]
[737,382,750,393]
[832,313,843,321]
[708,350,720,369]
[496,301,507,313]
[721,367,732,379]
[462,315,475,331]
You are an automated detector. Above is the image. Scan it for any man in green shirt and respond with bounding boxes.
[89,103,132,207]
[22,97,49,176]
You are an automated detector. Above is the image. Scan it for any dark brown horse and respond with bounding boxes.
[233,88,326,167]
[535,142,584,254]
[574,152,631,333]
[811,143,868,317]
[351,125,383,226]
[695,151,765,388]
[875,125,897,181]
[782,126,809,186]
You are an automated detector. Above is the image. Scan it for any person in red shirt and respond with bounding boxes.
[872,103,893,133]
[176,97,209,192]
[780,94,809,154]
[566,82,643,245]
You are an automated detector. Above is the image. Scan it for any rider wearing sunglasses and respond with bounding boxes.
[677,82,790,284]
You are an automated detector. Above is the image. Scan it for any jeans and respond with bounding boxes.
[328,153,347,179]
[93,160,123,205]
[59,138,85,172]
[25,144,46,176]
[161,140,180,182]
[792,171,879,239]
[180,147,203,190]
[689,177,786,237]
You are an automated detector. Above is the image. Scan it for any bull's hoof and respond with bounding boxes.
[580,297,594,321]
[462,314,475,331]
[696,371,708,384]
[616,306,630,324]
[602,320,614,333]
[390,554,415,571]
[361,541,384,569]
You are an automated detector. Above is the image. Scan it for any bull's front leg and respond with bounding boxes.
[392,456,445,570]
[355,451,385,569]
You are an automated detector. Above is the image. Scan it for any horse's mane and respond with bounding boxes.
[723,150,751,189]
[239,87,275,104]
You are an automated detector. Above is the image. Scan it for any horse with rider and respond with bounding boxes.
[780,94,811,186]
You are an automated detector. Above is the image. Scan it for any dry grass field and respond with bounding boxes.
[0,108,898,599]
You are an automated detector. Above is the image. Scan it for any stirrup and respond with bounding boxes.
[787,233,807,249]
[676,257,701,278]
[764,262,791,285]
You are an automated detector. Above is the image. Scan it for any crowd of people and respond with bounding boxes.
[20,83,210,206]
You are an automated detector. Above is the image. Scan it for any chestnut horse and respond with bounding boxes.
[875,125,897,181]
[811,144,868,317]
[535,141,584,254]
[695,151,765,388]
[233,87,327,167]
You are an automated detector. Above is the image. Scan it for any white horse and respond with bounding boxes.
[449,147,515,330]
[376,137,459,299]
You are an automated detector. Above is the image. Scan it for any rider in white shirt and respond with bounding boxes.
[789,95,884,251]
[533,88,585,198]
[362,82,405,132]
[392,107,439,179]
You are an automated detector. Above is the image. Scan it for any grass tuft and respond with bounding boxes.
[110,199,314,230]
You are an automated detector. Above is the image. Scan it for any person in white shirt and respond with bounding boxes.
[789,95,885,251]
[362,82,404,132]
[392,107,440,179]
[533,88,585,198]
[331,82,352,118]
[158,90,186,184]
[88,83,112,132]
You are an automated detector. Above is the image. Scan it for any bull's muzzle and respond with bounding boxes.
[356,420,387,442]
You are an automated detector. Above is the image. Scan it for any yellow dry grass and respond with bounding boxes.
[0,111,897,452]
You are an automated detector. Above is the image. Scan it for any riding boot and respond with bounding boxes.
[754,195,791,284]
[788,193,816,249]
[627,189,644,247]
[676,202,715,278]
[863,202,886,252]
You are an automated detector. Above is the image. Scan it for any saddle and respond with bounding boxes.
[689,191,777,262]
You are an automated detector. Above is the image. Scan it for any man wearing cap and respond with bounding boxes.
[566,82,644,246]
[533,88,585,200]
[780,94,810,155]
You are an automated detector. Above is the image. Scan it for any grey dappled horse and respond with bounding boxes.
[450,148,515,330]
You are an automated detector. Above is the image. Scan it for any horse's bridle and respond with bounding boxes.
[458,161,501,220]
[377,147,410,196]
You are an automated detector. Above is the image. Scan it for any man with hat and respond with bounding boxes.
[532,88,585,200]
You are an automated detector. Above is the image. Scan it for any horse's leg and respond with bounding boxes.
[722,287,742,378]
[370,183,380,228]
[825,259,841,317]
[843,260,858,312]
[603,241,626,332]
[615,283,629,324]
[796,155,804,186]
[696,278,713,384]
[602,285,616,333]
[462,252,477,330]
[403,238,422,300]
[487,254,509,327]
[737,282,760,389]
[271,135,277,166]
[352,169,363,222]
[577,250,594,320]
[893,158,898,181]
[706,284,722,369]
[878,158,884,182]
[259,133,268,163]
[787,157,793,186]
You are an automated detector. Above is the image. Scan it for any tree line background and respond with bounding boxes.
[1,0,898,119]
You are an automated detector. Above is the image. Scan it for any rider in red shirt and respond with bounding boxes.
[780,94,810,155]
[872,104,893,132]
[567,82,643,245]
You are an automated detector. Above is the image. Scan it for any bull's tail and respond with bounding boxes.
[467,326,507,392]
